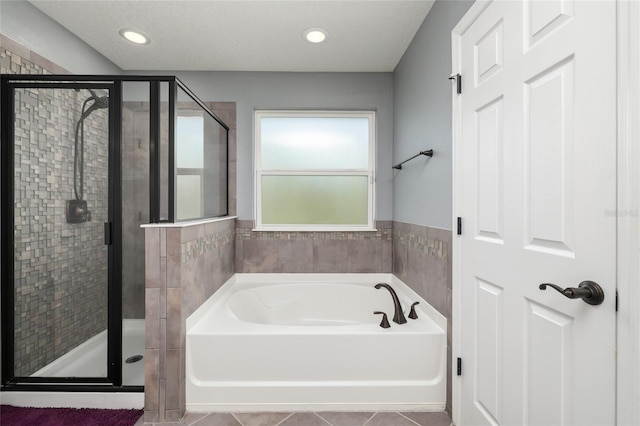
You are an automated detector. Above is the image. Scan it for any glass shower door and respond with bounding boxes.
[11,85,111,381]
[121,81,149,386]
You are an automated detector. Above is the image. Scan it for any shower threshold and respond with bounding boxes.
[31,319,144,387]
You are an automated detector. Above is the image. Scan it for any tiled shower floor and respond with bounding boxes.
[136,411,452,426]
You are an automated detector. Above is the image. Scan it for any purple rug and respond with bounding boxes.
[0,405,142,426]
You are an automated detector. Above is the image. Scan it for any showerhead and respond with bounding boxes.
[88,89,109,108]
[79,89,109,121]
[72,89,110,202]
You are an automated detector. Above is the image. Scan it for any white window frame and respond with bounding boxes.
[254,110,376,231]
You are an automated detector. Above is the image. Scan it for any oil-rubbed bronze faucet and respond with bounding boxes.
[374,283,407,324]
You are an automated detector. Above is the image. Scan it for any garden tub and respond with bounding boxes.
[185,273,446,412]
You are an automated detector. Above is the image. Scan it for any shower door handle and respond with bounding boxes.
[104,222,112,245]
[539,281,605,305]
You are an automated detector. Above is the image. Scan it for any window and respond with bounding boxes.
[255,111,375,231]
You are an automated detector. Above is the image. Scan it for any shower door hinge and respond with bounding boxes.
[104,222,112,245]
[449,73,462,94]
[457,217,462,235]
[457,357,462,376]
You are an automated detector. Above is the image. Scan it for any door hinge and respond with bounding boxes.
[104,222,112,245]
[616,290,619,312]
[449,73,462,94]
[457,217,462,235]
[457,357,462,376]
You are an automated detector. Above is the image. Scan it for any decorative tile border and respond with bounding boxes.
[182,228,235,262]
[236,221,392,242]
[392,224,448,262]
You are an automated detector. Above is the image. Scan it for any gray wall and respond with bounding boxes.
[393,0,473,229]
[132,71,395,221]
[391,0,473,412]
[0,0,121,74]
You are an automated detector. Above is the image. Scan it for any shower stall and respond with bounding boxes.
[0,75,229,391]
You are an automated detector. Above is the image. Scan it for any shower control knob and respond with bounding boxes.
[65,199,89,223]
[73,205,90,221]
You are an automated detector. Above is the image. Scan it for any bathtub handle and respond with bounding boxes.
[373,311,391,329]
[408,302,420,319]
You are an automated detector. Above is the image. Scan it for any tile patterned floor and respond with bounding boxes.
[135,411,451,426]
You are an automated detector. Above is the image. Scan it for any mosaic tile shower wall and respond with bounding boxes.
[2,38,110,376]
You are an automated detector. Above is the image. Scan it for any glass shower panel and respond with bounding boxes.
[175,88,228,221]
[160,82,170,221]
[121,82,148,386]
[13,87,109,378]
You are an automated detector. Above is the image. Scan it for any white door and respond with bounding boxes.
[453,1,617,425]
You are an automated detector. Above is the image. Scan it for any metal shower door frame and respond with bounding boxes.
[0,77,129,391]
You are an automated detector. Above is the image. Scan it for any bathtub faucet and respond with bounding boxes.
[374,283,407,324]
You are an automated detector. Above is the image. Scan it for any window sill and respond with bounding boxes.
[141,216,237,228]
[252,226,378,233]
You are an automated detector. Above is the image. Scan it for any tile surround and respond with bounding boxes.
[143,219,452,424]
[392,222,451,317]
[144,218,236,423]
[235,221,392,273]
[392,221,453,414]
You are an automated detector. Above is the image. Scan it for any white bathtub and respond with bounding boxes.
[186,274,446,412]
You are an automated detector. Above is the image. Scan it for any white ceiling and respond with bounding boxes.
[29,0,435,72]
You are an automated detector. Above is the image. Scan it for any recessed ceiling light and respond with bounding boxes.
[119,29,150,45]
[303,28,328,44]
